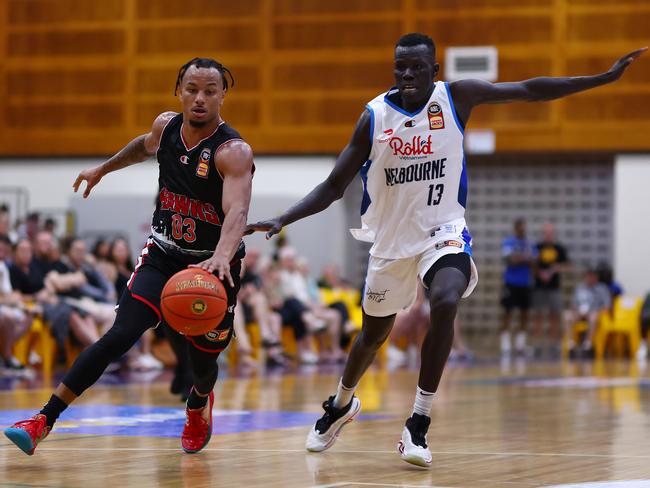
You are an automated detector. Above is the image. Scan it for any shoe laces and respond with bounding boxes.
[406,413,430,449]
[184,408,208,438]
[315,396,344,434]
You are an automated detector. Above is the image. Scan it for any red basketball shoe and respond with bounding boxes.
[182,390,214,454]
[4,414,51,456]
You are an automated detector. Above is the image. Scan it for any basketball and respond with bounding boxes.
[160,268,228,336]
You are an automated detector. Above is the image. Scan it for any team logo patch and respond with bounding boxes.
[435,240,463,250]
[427,102,445,130]
[179,155,189,165]
[196,147,211,178]
[205,328,230,342]
[191,299,207,315]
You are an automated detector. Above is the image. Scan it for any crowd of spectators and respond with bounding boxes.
[0,205,162,373]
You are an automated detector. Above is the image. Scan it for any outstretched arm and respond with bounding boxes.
[451,47,647,125]
[246,110,372,239]
[72,111,176,198]
[190,141,254,287]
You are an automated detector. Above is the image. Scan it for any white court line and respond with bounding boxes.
[2,446,650,460]
[310,483,451,488]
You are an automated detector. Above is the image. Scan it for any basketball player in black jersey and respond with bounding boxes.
[248,33,646,467]
[4,58,254,455]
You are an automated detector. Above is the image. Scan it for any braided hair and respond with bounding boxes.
[174,58,235,95]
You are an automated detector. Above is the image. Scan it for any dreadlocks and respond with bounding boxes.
[174,58,235,95]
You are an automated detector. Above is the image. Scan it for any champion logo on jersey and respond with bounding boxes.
[179,155,189,165]
[405,120,416,128]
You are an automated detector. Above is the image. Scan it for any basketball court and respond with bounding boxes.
[2,360,650,487]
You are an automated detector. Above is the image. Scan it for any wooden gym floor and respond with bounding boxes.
[2,359,650,488]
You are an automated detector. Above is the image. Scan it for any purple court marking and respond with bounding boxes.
[0,405,391,438]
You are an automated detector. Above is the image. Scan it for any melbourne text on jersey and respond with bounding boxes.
[384,158,447,187]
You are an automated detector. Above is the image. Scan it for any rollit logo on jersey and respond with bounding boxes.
[387,135,433,159]
[384,158,447,187]
[179,155,189,165]
[427,102,445,130]
[196,147,211,179]
[159,187,221,225]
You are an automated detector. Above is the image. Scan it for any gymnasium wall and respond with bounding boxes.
[614,154,650,298]
[1,0,649,156]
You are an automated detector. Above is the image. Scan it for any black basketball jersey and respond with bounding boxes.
[151,113,244,255]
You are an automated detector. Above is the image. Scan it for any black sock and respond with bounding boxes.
[186,388,209,410]
[39,395,68,428]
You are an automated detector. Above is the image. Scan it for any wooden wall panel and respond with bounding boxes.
[8,69,125,96]
[0,0,649,155]
[8,0,125,24]
[136,0,261,19]
[7,31,125,57]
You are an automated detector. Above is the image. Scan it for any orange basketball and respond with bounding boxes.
[161,268,228,336]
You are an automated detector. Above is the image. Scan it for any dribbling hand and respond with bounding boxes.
[73,166,104,198]
[189,254,234,288]
[607,47,647,81]
[244,218,283,240]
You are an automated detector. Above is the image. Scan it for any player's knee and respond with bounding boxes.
[429,288,461,320]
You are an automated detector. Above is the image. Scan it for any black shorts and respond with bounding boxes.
[501,284,532,311]
[127,238,243,353]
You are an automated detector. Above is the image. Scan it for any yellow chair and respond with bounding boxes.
[13,316,56,378]
[593,296,643,360]
[562,320,589,358]
[228,322,261,368]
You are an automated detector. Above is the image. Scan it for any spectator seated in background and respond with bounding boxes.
[238,248,286,368]
[9,232,100,362]
[296,257,346,363]
[564,268,611,357]
[263,260,320,365]
[57,236,116,334]
[0,236,32,370]
[0,204,18,245]
[278,247,343,363]
[316,264,360,350]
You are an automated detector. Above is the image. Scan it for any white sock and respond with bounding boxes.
[412,386,434,417]
[500,331,511,352]
[332,378,356,408]
[515,331,526,351]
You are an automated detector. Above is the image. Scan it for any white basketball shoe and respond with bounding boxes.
[397,413,432,468]
[305,395,361,452]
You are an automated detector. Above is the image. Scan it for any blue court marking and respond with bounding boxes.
[0,405,391,438]
[463,376,650,389]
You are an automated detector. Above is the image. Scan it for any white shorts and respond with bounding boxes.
[362,223,478,317]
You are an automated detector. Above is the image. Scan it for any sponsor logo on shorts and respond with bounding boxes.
[191,299,207,315]
[366,287,389,303]
[205,329,230,342]
[435,240,463,250]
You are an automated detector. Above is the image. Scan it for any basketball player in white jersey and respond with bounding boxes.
[247,33,645,467]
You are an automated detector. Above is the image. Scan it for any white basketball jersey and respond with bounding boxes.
[350,82,467,259]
